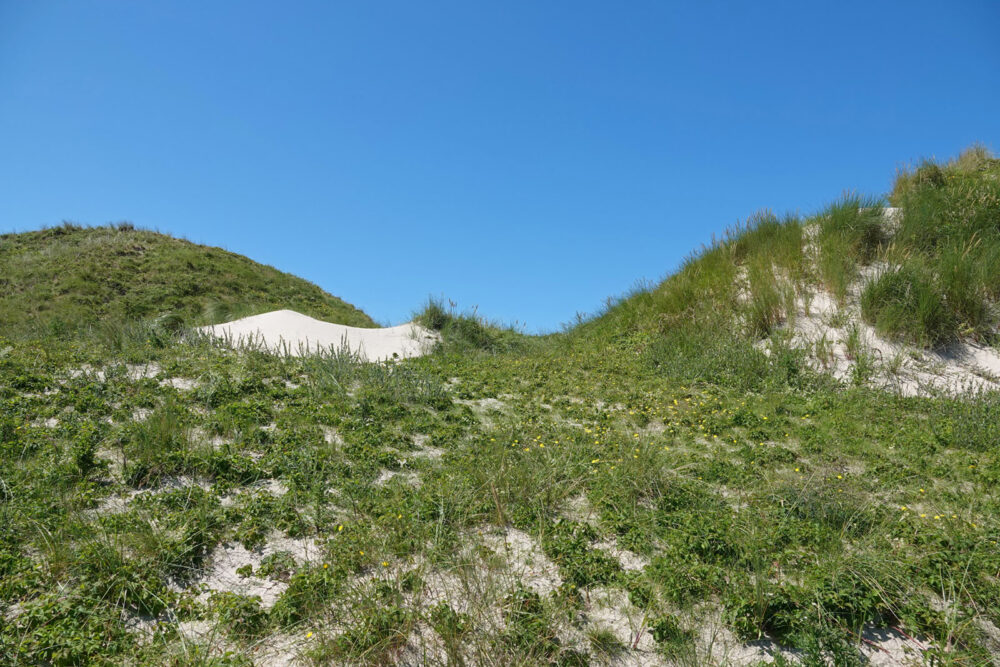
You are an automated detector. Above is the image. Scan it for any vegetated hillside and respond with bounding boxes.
[3,148,1000,666]
[0,223,375,338]
[579,145,1000,395]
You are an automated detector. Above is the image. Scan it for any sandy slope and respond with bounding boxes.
[198,309,439,360]
[785,286,1000,396]
[758,209,1000,396]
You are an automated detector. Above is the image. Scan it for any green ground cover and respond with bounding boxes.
[1,147,999,664]
[0,223,374,339]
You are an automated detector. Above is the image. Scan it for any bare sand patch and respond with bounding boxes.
[320,425,343,445]
[593,539,649,572]
[198,309,439,361]
[396,621,450,666]
[974,617,1000,665]
[455,397,509,428]
[583,587,661,664]
[859,626,928,666]
[561,493,599,527]
[160,377,198,390]
[409,444,444,461]
[773,283,1000,397]
[186,535,322,608]
[375,469,422,487]
[480,527,561,596]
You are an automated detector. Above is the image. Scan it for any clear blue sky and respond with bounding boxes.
[2,1,998,331]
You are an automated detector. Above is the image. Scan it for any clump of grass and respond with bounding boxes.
[428,602,472,661]
[587,626,625,657]
[302,343,450,409]
[891,144,997,202]
[72,534,170,617]
[116,398,193,487]
[645,316,819,393]
[844,323,868,362]
[891,145,1000,252]
[415,297,524,354]
[497,587,583,664]
[210,591,270,640]
[814,332,834,368]
[937,240,993,338]
[270,565,343,628]
[416,298,450,331]
[745,258,785,338]
[88,318,181,361]
[648,613,693,655]
[869,147,1000,343]
[860,264,955,347]
[820,193,887,262]
[318,602,412,663]
[815,231,855,303]
[815,193,887,302]
[541,520,621,589]
[730,210,806,281]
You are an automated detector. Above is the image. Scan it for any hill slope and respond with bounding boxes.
[0,223,374,337]
[2,149,1000,665]
[576,145,1000,395]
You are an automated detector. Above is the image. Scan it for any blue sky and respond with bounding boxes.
[2,1,998,331]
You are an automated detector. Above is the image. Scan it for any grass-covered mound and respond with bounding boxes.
[0,222,374,339]
[587,146,1000,347]
[574,145,1000,394]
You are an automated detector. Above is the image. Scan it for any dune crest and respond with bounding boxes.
[198,309,439,360]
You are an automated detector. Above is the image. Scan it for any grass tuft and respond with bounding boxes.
[860,264,955,347]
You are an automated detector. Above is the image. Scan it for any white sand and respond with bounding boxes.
[185,535,321,608]
[197,309,439,361]
[784,283,1000,396]
[757,213,1000,397]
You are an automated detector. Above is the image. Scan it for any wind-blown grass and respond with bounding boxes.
[415,297,526,355]
[814,194,887,302]
[819,193,887,263]
[860,264,956,347]
[891,144,1000,252]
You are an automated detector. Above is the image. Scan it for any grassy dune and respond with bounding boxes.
[1,148,999,664]
[0,223,375,339]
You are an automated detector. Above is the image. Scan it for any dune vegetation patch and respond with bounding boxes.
[0,223,374,340]
[2,146,1000,664]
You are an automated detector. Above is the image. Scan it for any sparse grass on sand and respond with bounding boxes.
[2,146,1000,664]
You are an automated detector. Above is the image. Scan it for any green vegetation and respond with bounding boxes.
[860,264,954,348]
[1,146,999,664]
[884,145,1000,344]
[584,145,1000,352]
[0,222,374,339]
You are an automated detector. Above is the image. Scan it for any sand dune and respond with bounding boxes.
[198,309,439,360]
